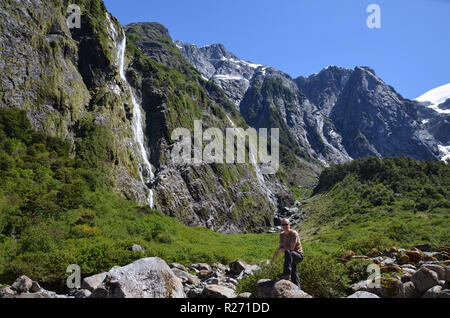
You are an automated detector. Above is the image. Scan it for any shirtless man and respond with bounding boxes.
[273,218,304,288]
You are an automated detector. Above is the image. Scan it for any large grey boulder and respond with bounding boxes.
[256,279,312,298]
[91,257,185,298]
[422,264,446,281]
[347,291,380,298]
[411,268,439,295]
[403,281,418,298]
[81,272,107,292]
[422,285,443,298]
[202,284,236,298]
[0,286,16,298]
[11,275,33,293]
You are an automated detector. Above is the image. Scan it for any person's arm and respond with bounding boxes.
[273,236,285,260]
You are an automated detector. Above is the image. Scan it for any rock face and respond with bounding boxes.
[122,22,296,233]
[330,67,439,160]
[91,257,185,298]
[256,279,312,298]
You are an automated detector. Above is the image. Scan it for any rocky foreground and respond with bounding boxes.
[1,245,449,299]
[0,254,311,299]
[342,245,450,298]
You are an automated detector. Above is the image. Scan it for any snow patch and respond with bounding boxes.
[438,144,450,162]
[415,83,450,114]
[213,74,247,81]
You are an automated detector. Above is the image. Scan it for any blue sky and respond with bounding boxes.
[104,0,449,99]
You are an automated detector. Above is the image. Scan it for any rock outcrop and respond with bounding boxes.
[89,257,185,298]
[256,279,312,298]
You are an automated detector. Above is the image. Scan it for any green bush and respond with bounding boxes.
[298,250,350,298]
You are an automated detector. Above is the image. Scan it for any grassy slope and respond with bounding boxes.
[293,157,449,253]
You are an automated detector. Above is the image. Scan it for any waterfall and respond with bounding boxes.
[117,33,155,207]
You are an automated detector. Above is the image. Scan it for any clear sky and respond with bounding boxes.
[104,0,449,99]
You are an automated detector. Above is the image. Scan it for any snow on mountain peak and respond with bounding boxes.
[415,83,450,114]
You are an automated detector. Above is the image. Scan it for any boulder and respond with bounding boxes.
[347,291,380,298]
[130,244,146,253]
[225,277,239,286]
[81,272,107,292]
[198,270,214,280]
[11,276,33,293]
[401,268,416,282]
[446,266,450,282]
[397,254,410,265]
[422,285,442,298]
[94,257,185,298]
[189,263,211,271]
[411,268,439,295]
[422,264,446,281]
[212,263,228,273]
[30,281,42,293]
[186,287,204,298]
[380,265,402,274]
[402,281,418,298]
[237,292,252,298]
[171,268,200,286]
[380,257,396,266]
[74,289,92,298]
[229,259,250,275]
[202,284,236,298]
[256,279,312,298]
[0,286,16,298]
[439,289,450,298]
[170,263,187,272]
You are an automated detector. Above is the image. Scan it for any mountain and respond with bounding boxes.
[330,67,439,160]
[0,1,297,234]
[177,42,353,165]
[177,43,442,164]
[295,65,353,116]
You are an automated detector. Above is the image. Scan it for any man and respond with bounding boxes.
[273,218,304,289]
